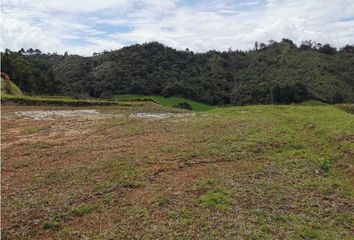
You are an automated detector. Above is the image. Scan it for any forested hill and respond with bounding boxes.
[1,39,354,105]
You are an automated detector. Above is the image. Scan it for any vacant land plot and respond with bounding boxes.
[1,104,353,239]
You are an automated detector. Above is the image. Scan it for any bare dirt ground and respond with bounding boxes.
[1,104,353,239]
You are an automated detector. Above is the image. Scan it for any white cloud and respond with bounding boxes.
[2,0,134,13]
[0,18,62,52]
[66,39,125,56]
[240,1,259,6]
[1,0,353,55]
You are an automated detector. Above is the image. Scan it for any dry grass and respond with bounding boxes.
[1,104,353,239]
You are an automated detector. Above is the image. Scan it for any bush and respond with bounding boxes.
[173,102,193,110]
[336,104,354,114]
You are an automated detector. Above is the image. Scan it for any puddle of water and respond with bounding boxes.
[14,110,100,120]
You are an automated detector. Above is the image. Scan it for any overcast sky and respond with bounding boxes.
[1,0,353,56]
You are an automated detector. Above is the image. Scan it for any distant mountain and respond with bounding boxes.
[1,39,354,105]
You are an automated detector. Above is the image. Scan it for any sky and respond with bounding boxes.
[1,0,354,56]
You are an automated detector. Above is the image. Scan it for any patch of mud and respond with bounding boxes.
[130,112,194,120]
[14,110,101,120]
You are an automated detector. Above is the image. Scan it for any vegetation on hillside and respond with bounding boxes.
[336,104,354,114]
[0,94,146,107]
[114,95,211,111]
[1,39,354,105]
[1,72,23,97]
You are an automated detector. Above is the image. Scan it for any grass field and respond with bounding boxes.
[114,95,212,111]
[1,103,353,239]
[0,94,150,107]
[1,92,209,111]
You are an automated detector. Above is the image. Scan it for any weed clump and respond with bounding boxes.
[192,178,217,192]
[43,219,60,230]
[43,203,95,230]
[199,188,232,210]
[320,158,332,172]
[70,203,95,216]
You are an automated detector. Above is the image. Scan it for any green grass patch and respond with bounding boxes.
[69,203,96,216]
[1,94,143,107]
[43,203,96,230]
[43,219,61,230]
[297,226,323,239]
[192,178,217,191]
[113,95,211,111]
[199,188,232,210]
[319,158,332,172]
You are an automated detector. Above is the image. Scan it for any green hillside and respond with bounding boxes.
[1,40,353,105]
[1,76,24,97]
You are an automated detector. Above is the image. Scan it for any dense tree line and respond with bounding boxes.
[1,39,354,105]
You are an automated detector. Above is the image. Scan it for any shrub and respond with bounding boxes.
[173,102,193,110]
[336,104,354,114]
